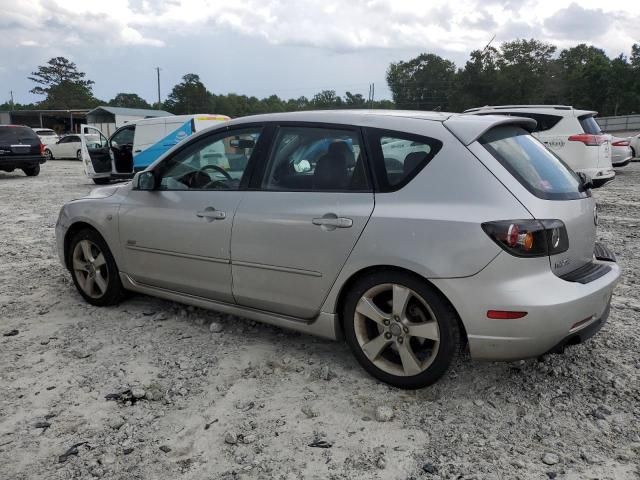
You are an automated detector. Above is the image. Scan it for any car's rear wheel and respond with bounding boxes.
[68,229,125,306]
[45,149,54,160]
[76,149,82,161]
[93,178,110,185]
[343,271,461,389]
[23,165,40,176]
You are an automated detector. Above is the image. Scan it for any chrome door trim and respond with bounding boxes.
[125,244,229,264]
[233,260,322,277]
[120,273,339,340]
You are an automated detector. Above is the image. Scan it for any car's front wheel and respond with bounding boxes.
[343,271,461,389]
[68,229,125,306]
[23,165,40,176]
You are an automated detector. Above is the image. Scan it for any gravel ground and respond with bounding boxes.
[1,160,638,480]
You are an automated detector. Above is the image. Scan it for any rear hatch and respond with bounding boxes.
[478,125,596,277]
[0,126,41,156]
[578,114,612,169]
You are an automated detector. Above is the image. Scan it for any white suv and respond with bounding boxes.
[464,106,614,187]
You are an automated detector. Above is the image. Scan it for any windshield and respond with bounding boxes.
[480,125,587,200]
[37,129,56,135]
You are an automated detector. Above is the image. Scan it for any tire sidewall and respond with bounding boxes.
[23,165,40,176]
[68,229,124,306]
[343,271,458,389]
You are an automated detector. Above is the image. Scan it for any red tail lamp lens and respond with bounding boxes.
[487,310,528,320]
[39,143,45,155]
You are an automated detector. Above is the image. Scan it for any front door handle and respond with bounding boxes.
[196,207,226,221]
[312,214,353,230]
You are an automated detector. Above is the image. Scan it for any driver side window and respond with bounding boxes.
[157,127,261,191]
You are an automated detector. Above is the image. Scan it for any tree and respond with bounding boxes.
[164,74,211,114]
[344,91,367,108]
[558,44,611,112]
[108,93,151,109]
[386,53,456,110]
[29,57,96,108]
[310,90,343,109]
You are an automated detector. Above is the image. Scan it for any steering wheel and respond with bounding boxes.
[200,164,232,180]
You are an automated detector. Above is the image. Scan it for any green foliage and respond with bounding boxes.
[393,40,640,115]
[108,93,151,109]
[29,57,98,109]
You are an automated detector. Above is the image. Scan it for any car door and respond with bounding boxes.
[110,125,136,173]
[65,135,81,158]
[231,124,375,319]
[118,126,264,302]
[80,126,112,175]
[55,136,73,157]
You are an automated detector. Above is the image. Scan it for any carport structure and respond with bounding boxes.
[86,106,172,137]
[0,109,89,134]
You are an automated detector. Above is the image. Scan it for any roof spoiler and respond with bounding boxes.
[444,114,537,146]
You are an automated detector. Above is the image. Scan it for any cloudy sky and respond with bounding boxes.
[1,0,639,105]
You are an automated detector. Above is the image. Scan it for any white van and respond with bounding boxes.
[464,105,615,187]
[81,114,230,184]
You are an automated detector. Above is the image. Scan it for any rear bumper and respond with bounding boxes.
[612,157,632,167]
[0,155,46,169]
[431,247,620,361]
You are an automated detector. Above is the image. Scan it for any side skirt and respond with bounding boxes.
[120,273,339,340]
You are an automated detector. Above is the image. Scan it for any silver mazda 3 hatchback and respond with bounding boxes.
[56,110,620,389]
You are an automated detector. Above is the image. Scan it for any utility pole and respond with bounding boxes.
[9,90,14,111]
[155,67,161,109]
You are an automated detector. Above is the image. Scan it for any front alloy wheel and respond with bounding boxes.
[68,229,125,306]
[344,272,461,389]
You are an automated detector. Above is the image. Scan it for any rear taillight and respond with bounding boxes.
[39,143,45,156]
[568,134,606,146]
[612,140,630,147]
[482,220,569,257]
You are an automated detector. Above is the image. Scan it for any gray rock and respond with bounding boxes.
[159,445,171,453]
[542,453,560,465]
[375,406,394,422]
[225,431,238,445]
[131,388,146,399]
[301,405,319,418]
[152,312,169,322]
[242,434,257,444]
[107,416,125,430]
[99,453,116,465]
[376,456,386,469]
[144,384,164,401]
[209,322,224,333]
[320,365,331,381]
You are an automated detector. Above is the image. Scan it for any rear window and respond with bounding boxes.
[36,129,56,135]
[0,127,40,144]
[579,115,602,135]
[480,126,587,200]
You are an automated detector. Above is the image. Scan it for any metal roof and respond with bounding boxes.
[86,106,173,118]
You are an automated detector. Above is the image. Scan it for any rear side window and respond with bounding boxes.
[0,127,40,144]
[367,129,442,192]
[480,126,587,200]
[579,115,602,135]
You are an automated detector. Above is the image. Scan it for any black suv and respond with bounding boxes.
[0,125,46,177]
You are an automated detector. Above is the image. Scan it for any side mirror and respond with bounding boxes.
[134,171,156,191]
[577,172,593,190]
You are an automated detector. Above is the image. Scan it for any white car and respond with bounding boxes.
[611,137,633,167]
[629,133,640,159]
[464,106,615,187]
[45,134,100,161]
[33,128,59,146]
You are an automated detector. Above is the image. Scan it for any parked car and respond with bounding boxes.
[0,125,46,176]
[80,114,230,184]
[464,105,615,187]
[33,128,59,145]
[45,134,101,160]
[56,110,620,389]
[629,133,640,159]
[611,137,633,167]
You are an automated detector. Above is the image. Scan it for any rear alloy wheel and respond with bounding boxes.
[343,272,460,389]
[76,149,82,161]
[45,149,54,160]
[23,165,40,176]
[68,229,125,306]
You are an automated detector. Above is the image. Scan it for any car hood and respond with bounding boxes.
[84,184,126,199]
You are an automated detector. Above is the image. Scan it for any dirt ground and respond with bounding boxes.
[1,160,638,480]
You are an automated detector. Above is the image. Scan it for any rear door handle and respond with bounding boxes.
[312,215,353,229]
[196,207,226,221]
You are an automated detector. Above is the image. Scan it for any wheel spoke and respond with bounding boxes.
[392,285,411,318]
[80,240,94,262]
[94,272,108,294]
[84,275,95,295]
[397,341,422,376]
[361,334,392,361]
[73,258,89,272]
[93,253,106,268]
[408,321,440,341]
[356,297,389,325]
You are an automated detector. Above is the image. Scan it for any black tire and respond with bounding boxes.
[23,165,40,176]
[67,228,125,306]
[342,271,461,389]
[631,147,636,159]
[45,149,54,160]
[76,149,82,161]
[93,178,110,185]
